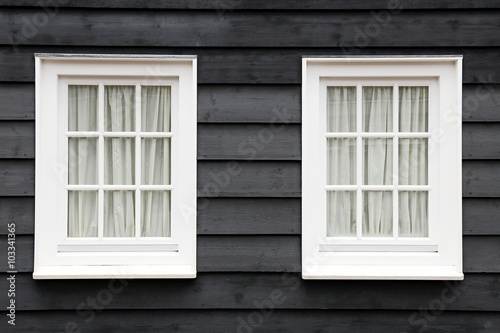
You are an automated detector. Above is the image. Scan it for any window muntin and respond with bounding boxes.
[326,84,430,240]
[67,83,172,239]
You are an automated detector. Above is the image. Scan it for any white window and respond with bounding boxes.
[34,54,197,279]
[302,57,463,280]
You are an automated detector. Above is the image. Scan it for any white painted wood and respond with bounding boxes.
[302,57,463,280]
[34,55,197,279]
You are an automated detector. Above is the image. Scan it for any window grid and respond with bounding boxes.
[66,83,172,239]
[326,84,430,240]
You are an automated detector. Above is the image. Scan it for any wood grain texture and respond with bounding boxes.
[3,309,499,333]
[1,47,500,84]
[463,198,500,235]
[3,122,498,160]
[0,83,34,120]
[2,0,500,10]
[1,160,500,197]
[2,235,498,273]
[197,161,301,197]
[197,197,301,234]
[463,84,500,122]
[2,9,500,48]
[3,197,499,236]
[0,272,499,310]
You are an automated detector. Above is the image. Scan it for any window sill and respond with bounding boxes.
[302,265,464,280]
[33,265,196,279]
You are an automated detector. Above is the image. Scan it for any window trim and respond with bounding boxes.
[34,54,197,279]
[302,56,463,280]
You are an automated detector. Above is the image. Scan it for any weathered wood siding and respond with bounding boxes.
[0,1,499,332]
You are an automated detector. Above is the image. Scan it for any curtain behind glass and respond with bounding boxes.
[363,87,393,236]
[68,85,98,237]
[104,86,136,237]
[399,87,428,236]
[326,87,356,236]
[141,86,171,237]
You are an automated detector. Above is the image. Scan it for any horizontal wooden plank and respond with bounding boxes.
[2,122,498,160]
[1,160,499,197]
[4,84,498,123]
[198,85,301,123]
[0,272,498,310]
[197,161,301,197]
[0,160,34,196]
[198,124,300,160]
[3,0,500,10]
[2,47,500,84]
[0,83,34,120]
[2,9,500,48]
[3,197,497,236]
[3,309,499,333]
[463,161,500,197]
[463,84,500,122]
[0,197,33,234]
[0,121,34,158]
[2,235,499,273]
[198,197,301,234]
[463,198,500,235]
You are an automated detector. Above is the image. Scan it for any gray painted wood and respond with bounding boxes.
[3,197,499,236]
[6,310,500,333]
[2,235,498,273]
[1,272,498,310]
[0,197,33,234]
[463,198,500,235]
[3,122,499,160]
[3,0,500,10]
[197,198,301,234]
[197,161,301,197]
[2,84,498,123]
[0,121,34,158]
[2,10,500,48]
[2,47,500,84]
[0,83,34,120]
[198,85,301,123]
[1,160,500,197]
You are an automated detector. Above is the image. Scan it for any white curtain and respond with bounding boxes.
[104,86,136,237]
[68,85,171,238]
[68,85,98,237]
[362,87,393,236]
[326,87,356,236]
[399,87,428,236]
[141,86,171,237]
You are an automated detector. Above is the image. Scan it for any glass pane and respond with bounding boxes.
[399,138,428,185]
[104,191,135,237]
[363,138,393,185]
[327,191,356,236]
[68,191,98,237]
[399,191,428,237]
[68,85,98,131]
[399,86,428,132]
[327,138,356,185]
[141,191,170,237]
[142,138,170,185]
[142,86,171,132]
[68,138,98,185]
[327,86,356,132]
[104,138,135,185]
[363,87,393,132]
[363,191,392,236]
[104,86,135,131]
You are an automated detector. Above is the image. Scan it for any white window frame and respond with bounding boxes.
[34,54,197,279]
[302,56,463,280]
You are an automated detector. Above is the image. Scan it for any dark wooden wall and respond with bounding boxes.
[1,1,500,332]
